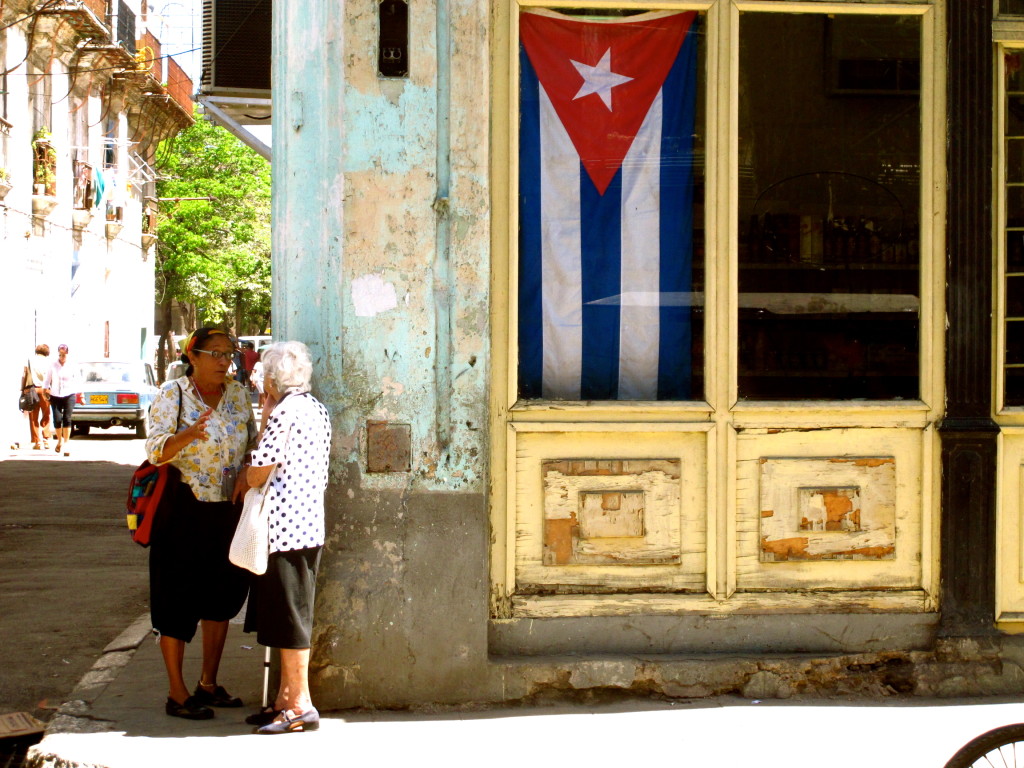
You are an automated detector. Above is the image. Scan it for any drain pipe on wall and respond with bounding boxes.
[433,0,453,453]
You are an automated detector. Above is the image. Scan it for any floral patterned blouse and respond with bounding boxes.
[145,378,257,502]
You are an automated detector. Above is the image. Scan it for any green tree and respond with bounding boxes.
[154,113,271,375]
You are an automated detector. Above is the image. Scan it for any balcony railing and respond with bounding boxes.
[136,30,162,81]
[165,58,194,118]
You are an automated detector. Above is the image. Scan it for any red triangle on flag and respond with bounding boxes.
[521,10,695,196]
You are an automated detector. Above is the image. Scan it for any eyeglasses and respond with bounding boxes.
[193,349,235,361]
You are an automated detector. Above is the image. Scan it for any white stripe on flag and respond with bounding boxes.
[618,91,663,400]
[539,85,583,400]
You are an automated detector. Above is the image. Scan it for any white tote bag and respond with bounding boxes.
[229,469,275,574]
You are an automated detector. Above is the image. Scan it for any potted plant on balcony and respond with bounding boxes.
[32,127,57,198]
[0,167,11,200]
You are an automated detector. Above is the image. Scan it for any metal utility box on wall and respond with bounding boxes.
[378,0,409,78]
[201,0,272,95]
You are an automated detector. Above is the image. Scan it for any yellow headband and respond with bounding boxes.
[185,328,229,355]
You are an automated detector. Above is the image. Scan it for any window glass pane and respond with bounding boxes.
[517,9,705,401]
[738,13,921,400]
[1007,54,1024,406]
[1002,0,1024,15]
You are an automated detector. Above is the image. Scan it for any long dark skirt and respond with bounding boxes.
[244,546,322,649]
[149,482,249,642]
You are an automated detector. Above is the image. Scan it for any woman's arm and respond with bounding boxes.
[259,391,279,435]
[244,398,286,491]
[245,463,275,488]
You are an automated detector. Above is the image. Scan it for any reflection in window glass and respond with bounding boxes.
[1005,54,1024,405]
[738,13,921,400]
[517,9,705,401]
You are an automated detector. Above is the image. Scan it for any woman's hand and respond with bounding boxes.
[185,408,214,443]
[156,407,214,463]
[232,469,251,503]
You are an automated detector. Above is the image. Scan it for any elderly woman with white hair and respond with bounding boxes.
[242,341,331,734]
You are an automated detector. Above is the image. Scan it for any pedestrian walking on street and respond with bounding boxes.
[145,327,258,721]
[242,341,331,734]
[242,342,259,392]
[43,344,79,456]
[24,344,53,449]
[251,350,266,410]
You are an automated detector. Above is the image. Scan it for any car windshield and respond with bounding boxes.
[81,362,148,386]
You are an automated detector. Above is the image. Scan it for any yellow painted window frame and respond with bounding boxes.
[996,33,1024,420]
[993,24,1024,628]
[490,0,946,617]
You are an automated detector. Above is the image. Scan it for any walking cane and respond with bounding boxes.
[261,645,271,709]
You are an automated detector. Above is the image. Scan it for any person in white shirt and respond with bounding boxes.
[43,344,80,456]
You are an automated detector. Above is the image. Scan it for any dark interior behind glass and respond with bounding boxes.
[738,13,921,400]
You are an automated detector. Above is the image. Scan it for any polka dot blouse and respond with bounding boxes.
[251,392,332,553]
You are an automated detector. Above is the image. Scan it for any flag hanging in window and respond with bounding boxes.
[518,9,699,400]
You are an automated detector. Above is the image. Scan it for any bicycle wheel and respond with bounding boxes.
[945,724,1024,768]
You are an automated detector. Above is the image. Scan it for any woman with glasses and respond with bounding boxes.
[144,327,258,720]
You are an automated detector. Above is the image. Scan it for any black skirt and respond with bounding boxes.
[244,546,322,649]
[149,482,249,642]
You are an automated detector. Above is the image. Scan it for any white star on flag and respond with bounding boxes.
[571,47,633,111]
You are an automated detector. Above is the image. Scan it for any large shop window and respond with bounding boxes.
[517,9,706,402]
[738,13,921,401]
[1006,52,1024,406]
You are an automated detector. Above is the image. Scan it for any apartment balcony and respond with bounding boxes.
[35,1,109,43]
[165,58,195,118]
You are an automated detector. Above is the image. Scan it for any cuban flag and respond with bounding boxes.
[519,10,699,400]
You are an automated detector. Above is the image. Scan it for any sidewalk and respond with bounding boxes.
[24,611,1024,768]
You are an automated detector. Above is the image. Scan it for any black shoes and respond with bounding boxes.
[165,696,214,720]
[192,683,244,708]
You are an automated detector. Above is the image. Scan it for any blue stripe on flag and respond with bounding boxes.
[518,49,544,399]
[657,19,698,400]
[580,171,622,400]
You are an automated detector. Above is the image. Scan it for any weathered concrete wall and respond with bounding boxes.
[272,0,493,707]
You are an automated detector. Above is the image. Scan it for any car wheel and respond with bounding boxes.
[76,424,91,436]
[135,420,149,438]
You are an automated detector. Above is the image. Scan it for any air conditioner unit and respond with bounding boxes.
[200,0,272,95]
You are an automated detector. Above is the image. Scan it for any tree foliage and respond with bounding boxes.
[155,114,271,334]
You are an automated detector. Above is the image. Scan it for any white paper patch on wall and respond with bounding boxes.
[352,273,399,317]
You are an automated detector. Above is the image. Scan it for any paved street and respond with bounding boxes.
[0,425,149,721]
